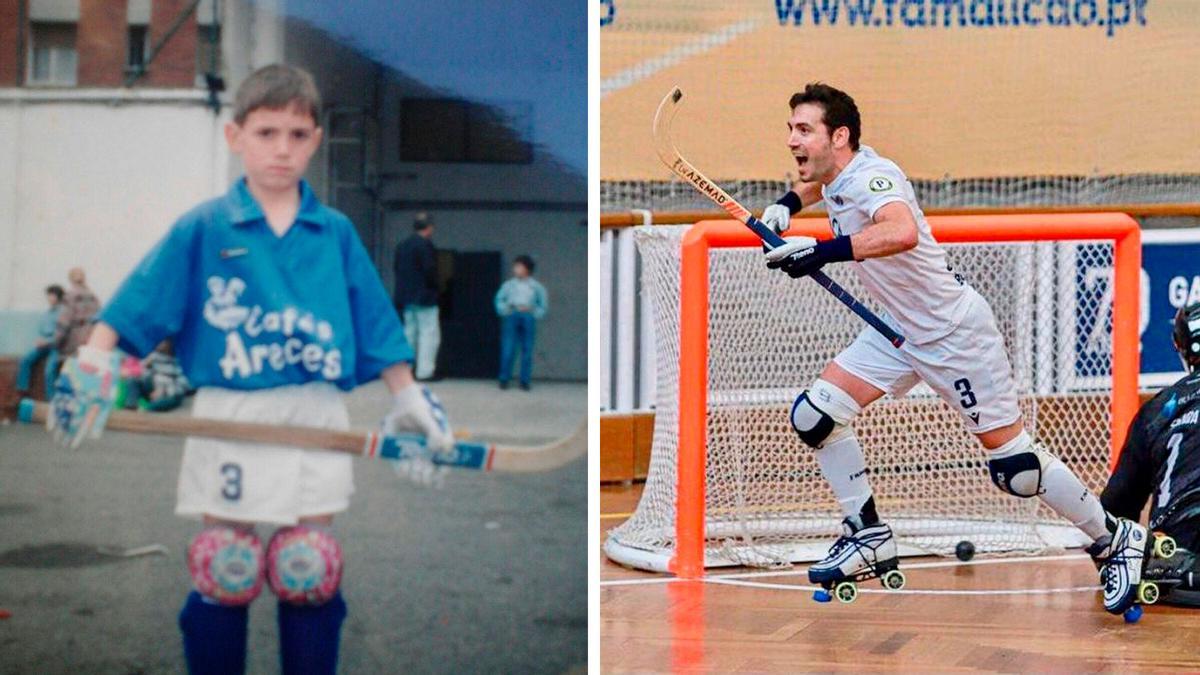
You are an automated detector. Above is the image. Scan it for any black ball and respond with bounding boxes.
[955,540,976,562]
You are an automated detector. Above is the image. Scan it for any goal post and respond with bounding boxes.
[605,213,1141,578]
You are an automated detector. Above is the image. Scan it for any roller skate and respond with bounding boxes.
[1086,517,1177,622]
[809,517,906,604]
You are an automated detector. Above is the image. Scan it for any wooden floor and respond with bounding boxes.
[601,483,1200,673]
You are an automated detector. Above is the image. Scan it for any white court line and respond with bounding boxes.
[705,577,1101,596]
[600,19,762,98]
[599,552,1093,587]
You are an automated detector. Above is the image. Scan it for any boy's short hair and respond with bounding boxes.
[413,212,433,231]
[45,284,64,300]
[233,64,322,125]
[514,255,535,273]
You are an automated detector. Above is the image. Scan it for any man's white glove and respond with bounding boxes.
[382,383,454,452]
[763,235,818,265]
[761,203,793,236]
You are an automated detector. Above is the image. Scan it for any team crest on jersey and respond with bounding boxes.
[868,176,893,193]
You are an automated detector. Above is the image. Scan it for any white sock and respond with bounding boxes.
[814,433,873,519]
[1039,457,1109,540]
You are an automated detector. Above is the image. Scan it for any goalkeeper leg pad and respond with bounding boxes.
[986,432,1052,498]
[790,379,862,449]
[187,526,266,606]
[267,526,344,606]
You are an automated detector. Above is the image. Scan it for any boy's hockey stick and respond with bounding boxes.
[15,399,584,474]
[652,86,905,348]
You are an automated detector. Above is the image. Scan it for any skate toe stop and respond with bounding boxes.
[1124,605,1143,624]
[813,589,832,603]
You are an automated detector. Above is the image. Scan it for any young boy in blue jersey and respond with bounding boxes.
[46,64,453,675]
[494,255,548,391]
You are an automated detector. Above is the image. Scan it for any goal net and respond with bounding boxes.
[603,215,1140,574]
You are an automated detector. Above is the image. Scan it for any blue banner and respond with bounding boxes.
[1139,234,1200,380]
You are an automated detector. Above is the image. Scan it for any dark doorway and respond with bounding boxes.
[436,250,502,378]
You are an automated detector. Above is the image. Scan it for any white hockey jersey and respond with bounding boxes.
[821,146,973,344]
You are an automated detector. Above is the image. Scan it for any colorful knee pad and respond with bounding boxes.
[187,526,266,606]
[267,526,344,605]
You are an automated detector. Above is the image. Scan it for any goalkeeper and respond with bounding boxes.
[1101,302,1200,607]
[760,82,1147,615]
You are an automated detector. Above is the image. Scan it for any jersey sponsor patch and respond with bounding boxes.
[220,247,249,259]
[203,275,344,383]
[868,176,894,193]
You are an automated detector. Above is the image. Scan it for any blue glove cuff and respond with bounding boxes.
[775,191,805,215]
[820,235,856,263]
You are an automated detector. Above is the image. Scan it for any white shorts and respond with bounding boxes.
[175,383,354,525]
[833,290,1021,434]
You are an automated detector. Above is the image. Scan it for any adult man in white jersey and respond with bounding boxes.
[759,83,1145,615]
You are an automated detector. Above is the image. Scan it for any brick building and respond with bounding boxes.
[0,0,216,89]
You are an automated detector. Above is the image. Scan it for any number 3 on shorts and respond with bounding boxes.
[220,462,243,501]
[954,378,977,409]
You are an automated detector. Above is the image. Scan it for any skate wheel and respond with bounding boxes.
[1137,582,1160,605]
[881,570,906,591]
[1124,604,1143,624]
[813,589,832,603]
[1154,534,1177,559]
[834,582,858,604]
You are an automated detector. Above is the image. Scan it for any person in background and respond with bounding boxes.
[55,267,100,359]
[393,212,442,381]
[16,284,65,400]
[494,254,548,391]
[119,341,191,412]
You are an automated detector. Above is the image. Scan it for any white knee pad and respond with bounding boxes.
[790,379,862,449]
[187,526,266,606]
[986,431,1054,498]
[267,526,344,606]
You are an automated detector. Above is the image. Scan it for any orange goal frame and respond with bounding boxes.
[673,213,1142,578]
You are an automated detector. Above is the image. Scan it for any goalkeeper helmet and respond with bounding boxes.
[1173,302,1200,372]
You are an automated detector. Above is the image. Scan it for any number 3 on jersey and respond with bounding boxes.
[954,378,977,409]
[220,462,243,501]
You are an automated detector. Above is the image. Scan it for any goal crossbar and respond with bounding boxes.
[671,212,1141,578]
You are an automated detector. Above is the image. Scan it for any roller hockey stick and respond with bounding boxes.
[652,86,905,348]
[14,399,584,474]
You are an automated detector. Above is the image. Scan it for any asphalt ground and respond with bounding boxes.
[0,379,586,674]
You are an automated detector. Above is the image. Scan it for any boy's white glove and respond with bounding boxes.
[761,203,793,236]
[382,383,454,453]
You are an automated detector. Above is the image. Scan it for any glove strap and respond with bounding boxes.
[775,191,805,215]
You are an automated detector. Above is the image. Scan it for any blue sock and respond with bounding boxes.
[179,590,249,675]
[277,592,348,675]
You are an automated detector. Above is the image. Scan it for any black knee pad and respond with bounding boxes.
[790,392,837,448]
[987,450,1044,498]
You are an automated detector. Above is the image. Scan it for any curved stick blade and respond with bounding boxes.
[488,420,587,473]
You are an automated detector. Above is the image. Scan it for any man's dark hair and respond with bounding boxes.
[514,255,535,274]
[413,211,433,231]
[789,83,861,151]
[45,284,64,300]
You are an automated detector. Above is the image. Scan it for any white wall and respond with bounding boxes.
[0,91,229,312]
